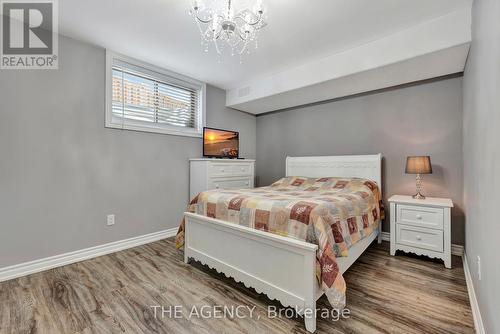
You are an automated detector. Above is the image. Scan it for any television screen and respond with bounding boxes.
[203,127,239,158]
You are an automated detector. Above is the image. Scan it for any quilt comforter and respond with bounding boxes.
[176,176,382,308]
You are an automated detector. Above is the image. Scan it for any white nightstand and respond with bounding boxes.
[389,195,453,268]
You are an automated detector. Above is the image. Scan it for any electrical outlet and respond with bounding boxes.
[477,255,481,280]
[107,214,115,226]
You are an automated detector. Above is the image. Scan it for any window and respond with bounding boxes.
[106,51,205,137]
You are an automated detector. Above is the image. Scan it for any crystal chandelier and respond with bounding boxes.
[189,0,267,59]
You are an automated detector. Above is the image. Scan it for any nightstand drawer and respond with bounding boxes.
[396,225,443,252]
[397,204,444,230]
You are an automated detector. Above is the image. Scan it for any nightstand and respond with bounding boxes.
[389,195,453,268]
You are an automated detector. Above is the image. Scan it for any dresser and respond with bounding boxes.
[189,159,255,200]
[389,195,453,268]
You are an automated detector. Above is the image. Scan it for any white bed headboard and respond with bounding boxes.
[286,154,382,193]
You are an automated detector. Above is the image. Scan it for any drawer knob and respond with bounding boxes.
[416,214,422,220]
[416,235,422,241]
[221,169,225,173]
[215,184,219,188]
[245,182,249,186]
[241,168,245,171]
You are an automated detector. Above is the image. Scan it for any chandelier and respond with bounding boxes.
[189,0,267,59]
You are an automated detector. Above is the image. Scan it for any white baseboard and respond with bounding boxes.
[451,244,464,257]
[380,231,464,256]
[462,253,485,334]
[0,227,178,283]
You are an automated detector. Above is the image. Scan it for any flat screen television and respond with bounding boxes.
[203,127,239,158]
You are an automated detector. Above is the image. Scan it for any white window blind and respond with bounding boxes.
[106,52,205,137]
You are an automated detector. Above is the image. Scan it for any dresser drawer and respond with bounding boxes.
[397,204,444,230]
[208,177,252,190]
[208,163,233,176]
[231,163,253,176]
[396,225,443,252]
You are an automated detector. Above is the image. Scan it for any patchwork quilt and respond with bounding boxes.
[176,176,382,308]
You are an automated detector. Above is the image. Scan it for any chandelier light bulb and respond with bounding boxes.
[256,0,263,13]
[212,16,218,31]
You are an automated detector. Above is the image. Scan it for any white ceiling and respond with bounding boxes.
[227,7,471,113]
[59,0,472,90]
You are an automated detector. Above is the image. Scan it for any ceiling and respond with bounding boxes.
[59,0,472,90]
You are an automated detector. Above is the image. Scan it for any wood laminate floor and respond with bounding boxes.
[0,239,474,334]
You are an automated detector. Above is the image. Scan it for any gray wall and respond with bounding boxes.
[0,35,255,268]
[206,85,256,159]
[463,0,500,331]
[256,77,464,244]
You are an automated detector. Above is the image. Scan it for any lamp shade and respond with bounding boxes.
[405,156,432,174]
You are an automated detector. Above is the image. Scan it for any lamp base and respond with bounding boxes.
[413,174,426,199]
[412,192,426,200]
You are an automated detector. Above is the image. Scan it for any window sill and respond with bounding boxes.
[105,121,202,138]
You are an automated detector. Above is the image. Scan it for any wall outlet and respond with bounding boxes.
[477,255,481,281]
[107,214,115,226]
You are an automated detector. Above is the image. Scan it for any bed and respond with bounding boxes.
[178,154,382,332]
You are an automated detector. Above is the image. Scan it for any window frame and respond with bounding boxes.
[105,50,206,137]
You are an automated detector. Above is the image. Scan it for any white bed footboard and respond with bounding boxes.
[184,212,319,332]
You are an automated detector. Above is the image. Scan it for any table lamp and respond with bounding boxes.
[405,156,432,199]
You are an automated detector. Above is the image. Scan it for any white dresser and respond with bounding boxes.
[389,195,453,268]
[189,158,255,200]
